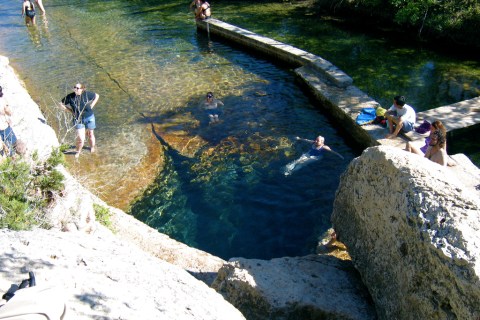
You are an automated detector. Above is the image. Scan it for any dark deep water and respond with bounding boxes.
[0,0,478,259]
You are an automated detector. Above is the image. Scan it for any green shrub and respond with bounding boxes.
[0,147,66,230]
[94,203,115,232]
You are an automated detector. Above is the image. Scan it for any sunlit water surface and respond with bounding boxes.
[0,0,478,259]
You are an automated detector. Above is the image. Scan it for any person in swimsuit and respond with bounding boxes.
[196,0,211,20]
[283,135,344,176]
[405,120,447,154]
[22,0,36,26]
[35,0,46,14]
[405,120,457,166]
[203,91,224,124]
[189,0,201,17]
[60,83,100,158]
[0,86,18,157]
[424,130,448,166]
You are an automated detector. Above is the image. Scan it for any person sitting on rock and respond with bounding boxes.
[385,95,416,139]
[405,120,455,166]
[423,130,448,166]
[0,86,18,157]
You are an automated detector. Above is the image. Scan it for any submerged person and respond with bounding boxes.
[196,0,211,20]
[283,135,344,176]
[22,0,36,26]
[203,91,224,124]
[60,83,100,158]
[385,95,416,139]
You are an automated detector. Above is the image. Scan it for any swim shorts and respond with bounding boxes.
[74,114,96,130]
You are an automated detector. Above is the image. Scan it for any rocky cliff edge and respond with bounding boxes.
[332,145,480,319]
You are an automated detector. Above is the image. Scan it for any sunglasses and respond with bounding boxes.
[73,87,82,90]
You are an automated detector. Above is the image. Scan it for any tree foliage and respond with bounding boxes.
[320,0,480,46]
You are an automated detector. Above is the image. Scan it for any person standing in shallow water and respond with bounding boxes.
[196,0,211,20]
[35,0,46,14]
[189,0,201,17]
[22,0,36,26]
[60,83,100,158]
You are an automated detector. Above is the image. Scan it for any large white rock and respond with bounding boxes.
[332,146,480,319]
[0,229,245,320]
[0,56,58,161]
[212,255,377,319]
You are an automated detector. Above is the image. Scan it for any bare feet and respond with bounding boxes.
[74,152,80,159]
[385,133,396,139]
[90,146,96,153]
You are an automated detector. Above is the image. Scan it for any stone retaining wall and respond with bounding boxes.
[196,19,480,151]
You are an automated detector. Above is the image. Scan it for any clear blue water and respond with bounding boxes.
[0,0,478,259]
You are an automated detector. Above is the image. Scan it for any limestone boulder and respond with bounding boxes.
[212,255,377,320]
[109,204,227,285]
[0,228,245,320]
[331,146,480,319]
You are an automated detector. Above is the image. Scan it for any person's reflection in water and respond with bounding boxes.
[39,14,50,40]
[27,26,41,48]
[26,14,50,47]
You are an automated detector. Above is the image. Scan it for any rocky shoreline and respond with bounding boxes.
[0,55,242,319]
[1,54,480,319]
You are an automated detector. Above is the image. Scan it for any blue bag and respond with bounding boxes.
[356,108,377,125]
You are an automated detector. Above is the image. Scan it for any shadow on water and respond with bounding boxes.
[130,87,349,259]
[127,30,357,259]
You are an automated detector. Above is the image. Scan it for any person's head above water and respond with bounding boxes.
[206,92,214,99]
[315,136,325,145]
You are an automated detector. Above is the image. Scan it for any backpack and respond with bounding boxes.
[355,107,377,125]
[0,272,67,320]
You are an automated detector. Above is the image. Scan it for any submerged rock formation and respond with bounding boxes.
[212,255,377,319]
[332,146,480,319]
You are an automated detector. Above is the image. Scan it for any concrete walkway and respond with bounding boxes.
[196,19,480,150]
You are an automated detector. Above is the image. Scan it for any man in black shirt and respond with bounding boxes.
[60,83,99,158]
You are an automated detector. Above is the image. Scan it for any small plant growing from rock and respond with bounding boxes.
[93,203,114,232]
[0,147,66,230]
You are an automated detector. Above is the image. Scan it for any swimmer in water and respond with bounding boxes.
[283,135,344,176]
[203,91,224,124]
